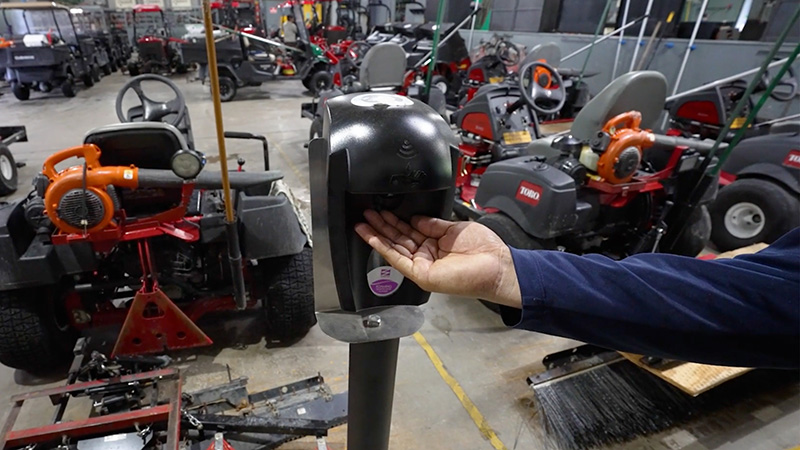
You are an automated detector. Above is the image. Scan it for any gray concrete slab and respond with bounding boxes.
[0,74,797,450]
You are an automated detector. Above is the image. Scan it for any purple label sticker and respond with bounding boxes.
[367,266,404,297]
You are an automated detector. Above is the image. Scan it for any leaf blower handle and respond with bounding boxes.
[602,111,642,134]
[42,144,103,180]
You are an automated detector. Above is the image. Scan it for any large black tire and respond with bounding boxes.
[11,82,29,101]
[257,246,316,340]
[476,213,547,313]
[91,65,101,82]
[666,205,711,257]
[128,64,140,77]
[61,74,76,98]
[309,117,323,140]
[218,76,237,102]
[710,178,800,252]
[102,63,112,76]
[301,76,312,90]
[308,71,333,95]
[0,144,18,195]
[82,72,95,87]
[0,288,77,374]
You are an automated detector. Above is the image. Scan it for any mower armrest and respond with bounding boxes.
[137,169,284,190]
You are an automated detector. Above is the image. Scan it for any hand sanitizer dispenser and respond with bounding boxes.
[309,92,456,450]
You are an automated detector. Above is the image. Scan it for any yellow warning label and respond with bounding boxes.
[731,116,747,129]
[489,76,505,84]
[503,130,532,145]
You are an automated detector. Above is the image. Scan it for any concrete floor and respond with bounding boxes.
[0,74,798,450]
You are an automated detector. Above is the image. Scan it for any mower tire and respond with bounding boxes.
[0,144,18,195]
[259,246,316,340]
[431,75,449,95]
[81,72,95,87]
[218,76,237,102]
[0,289,76,374]
[476,213,548,314]
[61,76,76,98]
[11,82,29,101]
[91,65,101,83]
[710,178,800,252]
[667,205,711,257]
[128,64,140,77]
[308,71,333,95]
[102,63,112,76]
[309,117,323,140]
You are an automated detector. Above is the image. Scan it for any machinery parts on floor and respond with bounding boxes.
[0,338,347,450]
[0,77,314,374]
[309,93,456,450]
[0,126,27,196]
[126,4,188,76]
[0,2,97,100]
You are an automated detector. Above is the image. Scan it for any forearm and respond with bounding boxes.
[503,246,800,369]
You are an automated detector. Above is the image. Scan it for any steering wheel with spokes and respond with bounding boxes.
[345,41,371,67]
[115,74,187,127]
[763,65,798,102]
[495,39,520,66]
[518,61,566,115]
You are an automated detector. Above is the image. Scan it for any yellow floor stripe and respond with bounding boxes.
[272,140,306,186]
[413,332,508,450]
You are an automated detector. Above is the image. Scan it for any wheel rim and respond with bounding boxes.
[724,202,765,239]
[220,83,230,97]
[0,155,13,180]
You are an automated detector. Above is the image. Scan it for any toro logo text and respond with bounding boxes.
[515,181,542,207]
[783,150,800,169]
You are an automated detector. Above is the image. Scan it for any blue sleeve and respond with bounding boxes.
[502,228,800,369]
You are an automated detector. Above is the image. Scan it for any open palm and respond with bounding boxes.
[355,210,522,307]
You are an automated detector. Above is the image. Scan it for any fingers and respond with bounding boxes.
[363,210,420,253]
[378,210,427,246]
[411,216,455,239]
[354,223,415,276]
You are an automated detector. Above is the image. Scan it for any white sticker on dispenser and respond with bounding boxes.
[367,266,405,297]
[351,93,413,108]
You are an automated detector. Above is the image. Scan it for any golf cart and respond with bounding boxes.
[301,42,447,139]
[0,2,98,100]
[71,5,127,72]
[127,4,187,76]
[0,75,315,374]
[453,63,718,268]
[181,1,341,100]
[70,6,113,77]
[666,68,800,250]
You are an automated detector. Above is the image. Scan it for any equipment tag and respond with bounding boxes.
[783,150,800,169]
[503,130,532,145]
[123,169,134,180]
[489,76,504,83]
[730,116,748,129]
[367,266,404,297]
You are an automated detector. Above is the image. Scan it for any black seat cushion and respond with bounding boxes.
[85,127,183,170]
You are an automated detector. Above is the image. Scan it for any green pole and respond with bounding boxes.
[577,0,614,87]
[424,0,447,96]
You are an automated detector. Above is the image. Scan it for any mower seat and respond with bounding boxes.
[85,122,186,169]
[528,71,668,158]
[356,42,407,90]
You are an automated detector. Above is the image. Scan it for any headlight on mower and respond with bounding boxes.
[171,149,205,180]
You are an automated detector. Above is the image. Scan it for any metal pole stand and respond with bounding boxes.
[316,305,425,450]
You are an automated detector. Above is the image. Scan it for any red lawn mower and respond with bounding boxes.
[0,76,315,374]
[666,67,799,250]
[127,4,187,76]
[452,65,718,271]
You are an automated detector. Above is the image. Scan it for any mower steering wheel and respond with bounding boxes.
[345,41,371,67]
[115,74,187,127]
[519,61,566,116]
[763,65,798,102]
[495,40,520,66]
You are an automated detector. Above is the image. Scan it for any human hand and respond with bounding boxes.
[354,210,522,308]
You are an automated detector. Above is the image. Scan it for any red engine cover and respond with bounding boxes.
[676,101,721,125]
[461,113,494,140]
